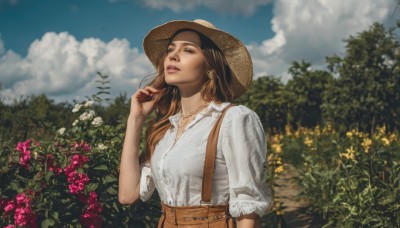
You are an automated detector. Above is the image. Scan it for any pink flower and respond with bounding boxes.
[16,139,32,169]
[15,194,26,205]
[4,200,16,213]
[67,172,90,194]
[73,142,92,153]
[14,206,36,227]
[7,192,37,227]
[81,191,102,228]
[46,154,62,175]
[4,225,15,228]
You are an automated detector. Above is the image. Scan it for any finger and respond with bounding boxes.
[140,88,152,95]
[144,86,161,94]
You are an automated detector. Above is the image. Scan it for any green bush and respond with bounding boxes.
[282,126,400,227]
[0,100,160,227]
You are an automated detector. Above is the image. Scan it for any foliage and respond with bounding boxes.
[0,74,162,227]
[286,61,333,129]
[236,75,288,134]
[0,98,162,227]
[279,125,400,227]
[323,22,400,133]
[0,94,74,143]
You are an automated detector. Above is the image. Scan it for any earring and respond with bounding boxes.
[207,70,214,79]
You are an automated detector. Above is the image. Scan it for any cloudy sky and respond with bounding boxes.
[0,0,398,103]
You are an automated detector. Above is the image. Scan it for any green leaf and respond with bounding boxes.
[41,218,55,228]
[10,181,18,191]
[103,174,117,183]
[94,164,108,171]
[52,211,59,220]
[106,186,117,195]
[45,171,53,182]
[86,183,99,191]
[112,202,120,212]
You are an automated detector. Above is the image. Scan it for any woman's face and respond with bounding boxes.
[163,31,207,91]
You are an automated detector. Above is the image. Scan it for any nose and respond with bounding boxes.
[168,49,179,62]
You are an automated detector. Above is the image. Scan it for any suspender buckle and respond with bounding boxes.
[200,200,212,206]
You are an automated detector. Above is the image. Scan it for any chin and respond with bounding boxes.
[165,75,181,86]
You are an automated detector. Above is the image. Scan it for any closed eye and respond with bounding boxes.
[184,48,194,53]
[166,47,174,53]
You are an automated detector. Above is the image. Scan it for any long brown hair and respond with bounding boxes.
[142,29,234,162]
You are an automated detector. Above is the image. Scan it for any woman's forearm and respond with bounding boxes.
[118,116,145,204]
[236,213,261,228]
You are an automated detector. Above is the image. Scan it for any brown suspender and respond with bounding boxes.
[201,104,234,205]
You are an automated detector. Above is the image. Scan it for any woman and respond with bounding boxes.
[118,19,271,227]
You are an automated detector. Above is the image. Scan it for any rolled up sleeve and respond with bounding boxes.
[221,106,272,217]
[139,162,156,202]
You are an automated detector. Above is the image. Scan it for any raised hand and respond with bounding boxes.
[130,86,160,119]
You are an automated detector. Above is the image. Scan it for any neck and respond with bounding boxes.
[179,89,207,116]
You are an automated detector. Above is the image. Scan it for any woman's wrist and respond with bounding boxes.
[127,115,146,126]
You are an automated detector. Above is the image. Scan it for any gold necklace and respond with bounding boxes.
[181,103,208,119]
[178,103,208,129]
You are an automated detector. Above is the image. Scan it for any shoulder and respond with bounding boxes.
[223,105,263,129]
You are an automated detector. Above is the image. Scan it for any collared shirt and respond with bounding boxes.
[139,101,272,217]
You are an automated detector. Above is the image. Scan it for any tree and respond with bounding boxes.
[236,75,288,134]
[323,22,400,132]
[286,61,333,128]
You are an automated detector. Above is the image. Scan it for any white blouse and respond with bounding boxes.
[139,102,272,217]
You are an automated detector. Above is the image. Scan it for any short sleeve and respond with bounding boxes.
[221,106,272,217]
[139,162,156,202]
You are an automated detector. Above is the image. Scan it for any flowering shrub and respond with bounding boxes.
[0,100,160,227]
[278,125,400,227]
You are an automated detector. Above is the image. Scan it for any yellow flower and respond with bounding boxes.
[275,165,284,174]
[340,146,356,161]
[361,138,372,153]
[272,143,283,153]
[381,137,390,146]
[378,126,386,135]
[276,209,284,215]
[285,125,292,136]
[304,136,313,147]
[267,154,273,162]
[389,133,397,142]
[346,131,353,138]
[346,146,355,154]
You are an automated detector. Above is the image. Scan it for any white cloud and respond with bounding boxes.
[249,0,397,82]
[1,0,398,102]
[130,0,273,16]
[0,32,153,103]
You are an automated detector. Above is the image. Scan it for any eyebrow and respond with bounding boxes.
[168,42,200,48]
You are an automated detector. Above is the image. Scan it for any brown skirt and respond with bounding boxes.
[158,203,234,228]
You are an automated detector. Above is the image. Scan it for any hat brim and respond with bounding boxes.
[143,20,253,99]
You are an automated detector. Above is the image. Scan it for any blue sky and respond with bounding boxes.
[0,0,274,56]
[0,0,398,103]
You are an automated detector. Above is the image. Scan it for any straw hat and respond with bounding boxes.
[143,19,253,99]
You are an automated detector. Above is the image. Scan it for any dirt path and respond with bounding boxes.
[274,163,314,228]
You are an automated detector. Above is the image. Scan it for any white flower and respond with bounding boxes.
[72,104,82,113]
[91,117,103,127]
[79,110,95,121]
[57,127,66,135]
[79,112,88,121]
[84,100,94,107]
[72,119,79,126]
[97,143,108,150]
[87,110,95,118]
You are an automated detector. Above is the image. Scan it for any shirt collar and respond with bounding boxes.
[168,101,231,128]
